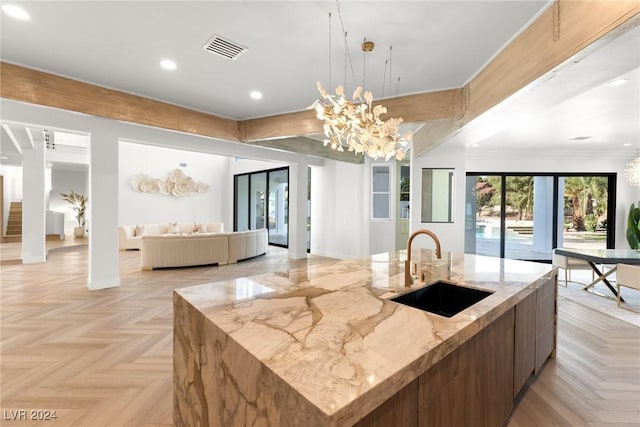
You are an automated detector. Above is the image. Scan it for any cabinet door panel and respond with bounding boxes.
[354,379,418,427]
[419,309,514,427]
[514,291,536,396]
[536,274,557,372]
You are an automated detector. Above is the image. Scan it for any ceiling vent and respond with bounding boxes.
[202,34,247,60]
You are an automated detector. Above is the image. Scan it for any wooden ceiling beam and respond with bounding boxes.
[464,0,640,124]
[237,88,463,142]
[0,62,239,142]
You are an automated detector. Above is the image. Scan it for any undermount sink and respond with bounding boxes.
[391,281,493,318]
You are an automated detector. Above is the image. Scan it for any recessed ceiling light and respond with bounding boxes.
[2,4,30,20]
[0,156,9,160]
[160,59,177,70]
[250,91,263,100]
[471,143,479,148]
[623,143,632,147]
[607,78,629,87]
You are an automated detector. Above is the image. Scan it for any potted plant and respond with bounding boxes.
[60,190,88,238]
[627,203,640,250]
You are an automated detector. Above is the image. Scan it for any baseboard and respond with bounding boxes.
[22,254,46,264]
[310,250,349,260]
[87,278,121,291]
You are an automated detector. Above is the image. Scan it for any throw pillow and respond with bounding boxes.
[168,222,179,234]
[193,222,202,233]
[135,224,146,236]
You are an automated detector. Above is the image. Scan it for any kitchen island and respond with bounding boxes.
[174,250,557,427]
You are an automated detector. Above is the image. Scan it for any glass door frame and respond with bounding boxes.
[466,172,616,261]
[233,166,290,248]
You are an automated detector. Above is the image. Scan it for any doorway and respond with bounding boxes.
[234,167,289,248]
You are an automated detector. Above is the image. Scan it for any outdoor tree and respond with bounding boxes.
[506,176,534,220]
[564,176,608,231]
[475,179,496,215]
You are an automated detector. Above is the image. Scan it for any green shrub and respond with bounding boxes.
[627,203,640,250]
[584,214,598,232]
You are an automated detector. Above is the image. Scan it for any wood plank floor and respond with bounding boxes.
[1,247,639,426]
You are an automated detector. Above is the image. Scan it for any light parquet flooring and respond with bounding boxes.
[0,236,89,264]
[1,247,639,426]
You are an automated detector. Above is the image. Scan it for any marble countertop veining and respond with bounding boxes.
[174,249,554,424]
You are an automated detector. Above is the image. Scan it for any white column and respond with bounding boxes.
[277,183,286,234]
[21,138,46,263]
[556,178,565,248]
[288,159,308,259]
[532,176,554,253]
[88,128,120,290]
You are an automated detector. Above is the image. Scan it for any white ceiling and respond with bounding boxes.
[0,1,638,163]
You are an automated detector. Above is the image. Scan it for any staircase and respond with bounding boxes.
[4,201,22,243]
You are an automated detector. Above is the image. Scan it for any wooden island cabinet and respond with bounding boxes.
[355,273,557,427]
[174,251,557,427]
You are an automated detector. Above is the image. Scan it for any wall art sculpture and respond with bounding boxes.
[131,169,209,197]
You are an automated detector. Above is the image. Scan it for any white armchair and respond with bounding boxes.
[616,263,640,312]
[552,249,594,286]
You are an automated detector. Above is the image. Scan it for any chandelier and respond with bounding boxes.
[624,157,640,187]
[312,11,411,161]
[313,81,409,161]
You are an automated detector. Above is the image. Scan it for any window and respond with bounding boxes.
[372,165,390,219]
[399,164,410,219]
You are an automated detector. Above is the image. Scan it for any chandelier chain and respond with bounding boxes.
[328,12,332,90]
[362,38,367,93]
[344,32,348,91]
[336,0,358,89]
[389,46,393,98]
[381,59,388,99]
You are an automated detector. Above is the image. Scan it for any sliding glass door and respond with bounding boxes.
[558,176,611,251]
[234,167,289,248]
[250,172,267,230]
[267,169,288,246]
[465,173,615,261]
[465,175,503,258]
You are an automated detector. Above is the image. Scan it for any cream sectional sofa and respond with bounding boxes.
[140,228,268,270]
[118,222,224,251]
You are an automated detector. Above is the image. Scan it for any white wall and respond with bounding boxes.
[119,142,228,227]
[49,168,89,232]
[466,150,640,249]
[310,159,365,259]
[229,158,287,175]
[412,145,467,253]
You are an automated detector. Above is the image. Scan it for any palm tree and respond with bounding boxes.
[564,177,608,231]
[506,176,534,220]
[564,178,584,231]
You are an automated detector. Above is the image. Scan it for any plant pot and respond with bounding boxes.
[73,227,85,238]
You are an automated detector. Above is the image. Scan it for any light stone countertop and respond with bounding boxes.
[174,249,555,425]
